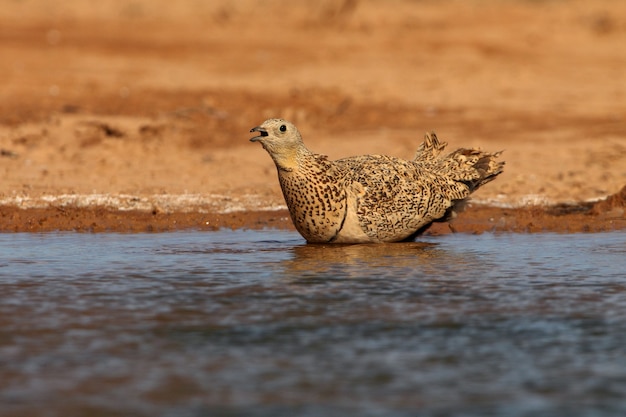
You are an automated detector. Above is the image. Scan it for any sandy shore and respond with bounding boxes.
[1,0,624,234]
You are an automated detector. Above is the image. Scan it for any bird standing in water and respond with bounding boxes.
[250,118,503,243]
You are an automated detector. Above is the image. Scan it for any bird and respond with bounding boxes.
[250,118,504,243]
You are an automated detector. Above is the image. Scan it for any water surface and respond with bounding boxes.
[1,231,625,417]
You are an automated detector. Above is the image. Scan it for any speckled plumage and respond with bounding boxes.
[250,118,504,243]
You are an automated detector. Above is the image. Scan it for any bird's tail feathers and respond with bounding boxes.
[445,148,504,191]
[414,131,504,191]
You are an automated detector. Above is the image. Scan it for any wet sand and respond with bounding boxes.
[1,185,624,234]
[1,0,625,234]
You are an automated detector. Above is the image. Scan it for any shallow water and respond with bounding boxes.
[1,230,625,417]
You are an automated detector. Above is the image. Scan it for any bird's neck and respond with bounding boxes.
[271,145,313,173]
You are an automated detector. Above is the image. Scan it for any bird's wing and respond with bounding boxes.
[334,155,466,242]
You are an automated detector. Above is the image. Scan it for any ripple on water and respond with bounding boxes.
[1,230,625,416]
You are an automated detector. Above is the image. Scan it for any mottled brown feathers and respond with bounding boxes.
[250,119,504,243]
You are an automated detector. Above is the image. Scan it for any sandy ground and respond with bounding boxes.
[0,0,625,233]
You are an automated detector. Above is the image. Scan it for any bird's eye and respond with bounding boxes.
[279,124,287,132]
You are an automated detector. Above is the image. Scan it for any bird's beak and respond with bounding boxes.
[250,126,268,142]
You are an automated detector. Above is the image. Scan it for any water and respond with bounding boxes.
[1,230,625,417]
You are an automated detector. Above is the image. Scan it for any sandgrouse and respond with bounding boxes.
[250,118,503,243]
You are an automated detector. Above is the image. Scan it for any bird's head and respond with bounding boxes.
[250,118,305,171]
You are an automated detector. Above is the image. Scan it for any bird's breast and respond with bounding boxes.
[277,169,347,243]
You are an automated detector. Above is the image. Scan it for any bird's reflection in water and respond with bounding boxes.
[282,241,469,280]
[278,240,498,320]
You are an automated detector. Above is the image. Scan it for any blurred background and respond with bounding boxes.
[1,0,625,207]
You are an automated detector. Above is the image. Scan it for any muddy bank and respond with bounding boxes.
[1,186,624,235]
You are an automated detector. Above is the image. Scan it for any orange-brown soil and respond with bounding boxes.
[1,0,625,234]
